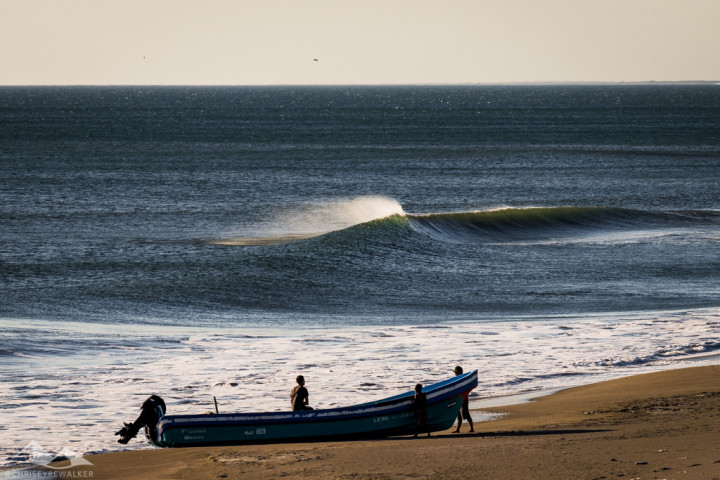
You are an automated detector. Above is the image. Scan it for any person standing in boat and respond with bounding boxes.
[452,366,474,433]
[291,375,313,411]
[412,383,430,437]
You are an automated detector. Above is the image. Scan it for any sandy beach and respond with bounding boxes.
[28,365,720,479]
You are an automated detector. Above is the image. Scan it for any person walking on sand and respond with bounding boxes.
[291,375,313,411]
[412,383,430,437]
[452,366,474,433]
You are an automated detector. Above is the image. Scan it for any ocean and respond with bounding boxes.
[1,85,719,467]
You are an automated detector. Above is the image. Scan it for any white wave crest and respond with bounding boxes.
[213,196,405,246]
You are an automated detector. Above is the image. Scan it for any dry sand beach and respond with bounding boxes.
[30,364,720,480]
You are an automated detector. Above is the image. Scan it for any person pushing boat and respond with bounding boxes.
[452,366,474,433]
[412,383,430,437]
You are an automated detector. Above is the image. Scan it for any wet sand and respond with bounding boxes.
[41,365,720,479]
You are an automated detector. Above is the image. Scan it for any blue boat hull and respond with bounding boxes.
[151,370,478,447]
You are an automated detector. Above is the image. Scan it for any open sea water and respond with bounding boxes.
[1,85,719,467]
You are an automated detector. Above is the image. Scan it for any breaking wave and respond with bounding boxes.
[209,198,719,247]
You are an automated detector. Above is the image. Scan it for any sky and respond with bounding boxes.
[1,0,719,85]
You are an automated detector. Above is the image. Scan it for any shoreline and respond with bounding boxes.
[472,351,720,410]
[12,364,719,479]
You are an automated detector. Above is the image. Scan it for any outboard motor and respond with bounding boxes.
[115,395,166,444]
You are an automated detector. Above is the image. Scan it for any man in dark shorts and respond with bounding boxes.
[412,383,430,437]
[453,366,474,433]
[291,375,313,411]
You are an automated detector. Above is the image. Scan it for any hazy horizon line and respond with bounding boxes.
[2,80,719,88]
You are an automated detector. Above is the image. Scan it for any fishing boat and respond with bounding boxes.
[147,370,477,447]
